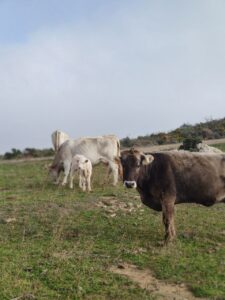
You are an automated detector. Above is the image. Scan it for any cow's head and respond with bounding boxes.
[120,148,154,188]
[48,163,63,182]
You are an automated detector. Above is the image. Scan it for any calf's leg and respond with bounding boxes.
[86,174,92,192]
[69,170,74,189]
[81,176,86,191]
[78,173,83,189]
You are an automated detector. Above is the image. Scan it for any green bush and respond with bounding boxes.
[179,137,202,151]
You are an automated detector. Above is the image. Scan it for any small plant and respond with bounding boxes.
[179,137,202,151]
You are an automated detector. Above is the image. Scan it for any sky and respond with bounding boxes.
[0,0,225,154]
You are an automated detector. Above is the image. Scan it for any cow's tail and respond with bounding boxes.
[116,139,121,157]
[56,130,60,152]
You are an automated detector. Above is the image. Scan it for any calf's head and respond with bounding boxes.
[73,155,89,171]
[120,149,154,188]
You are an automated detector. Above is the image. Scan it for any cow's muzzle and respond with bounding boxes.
[124,181,137,189]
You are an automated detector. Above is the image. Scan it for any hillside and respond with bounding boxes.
[2,117,225,159]
[121,117,225,147]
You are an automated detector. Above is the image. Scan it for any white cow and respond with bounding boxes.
[70,154,92,192]
[51,130,70,152]
[49,135,120,186]
[196,143,223,154]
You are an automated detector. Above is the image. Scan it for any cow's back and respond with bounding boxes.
[67,136,119,164]
[143,152,225,206]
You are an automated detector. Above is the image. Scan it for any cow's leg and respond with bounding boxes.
[62,161,71,186]
[161,198,176,244]
[55,176,61,185]
[106,167,112,183]
[109,162,118,186]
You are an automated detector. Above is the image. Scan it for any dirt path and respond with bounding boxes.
[0,156,53,164]
[129,138,225,153]
[110,263,208,300]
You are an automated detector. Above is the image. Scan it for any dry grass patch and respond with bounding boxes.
[110,263,208,300]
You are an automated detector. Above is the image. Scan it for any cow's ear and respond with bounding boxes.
[141,154,154,165]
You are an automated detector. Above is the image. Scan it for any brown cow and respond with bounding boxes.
[120,148,225,244]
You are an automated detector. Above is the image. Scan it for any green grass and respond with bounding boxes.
[0,160,225,299]
[211,143,225,152]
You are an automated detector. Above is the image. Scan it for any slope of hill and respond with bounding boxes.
[121,117,225,147]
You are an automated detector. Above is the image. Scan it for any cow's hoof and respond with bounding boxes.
[163,238,175,246]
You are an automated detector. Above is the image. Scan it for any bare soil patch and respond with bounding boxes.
[110,263,208,300]
[96,196,142,217]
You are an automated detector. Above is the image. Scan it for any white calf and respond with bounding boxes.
[70,154,92,192]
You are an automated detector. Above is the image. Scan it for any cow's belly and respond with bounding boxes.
[138,190,162,211]
[71,145,114,165]
[176,183,225,205]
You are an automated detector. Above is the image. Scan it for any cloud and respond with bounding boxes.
[0,0,225,153]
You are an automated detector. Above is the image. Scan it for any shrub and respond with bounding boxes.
[179,137,202,151]
[4,148,22,159]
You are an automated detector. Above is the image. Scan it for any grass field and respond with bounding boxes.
[212,143,225,152]
[0,160,225,299]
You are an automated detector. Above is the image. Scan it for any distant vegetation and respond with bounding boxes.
[1,117,225,159]
[3,148,54,160]
[121,117,225,147]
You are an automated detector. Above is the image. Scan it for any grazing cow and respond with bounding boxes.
[51,130,70,151]
[49,135,120,186]
[120,148,225,244]
[70,154,92,192]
